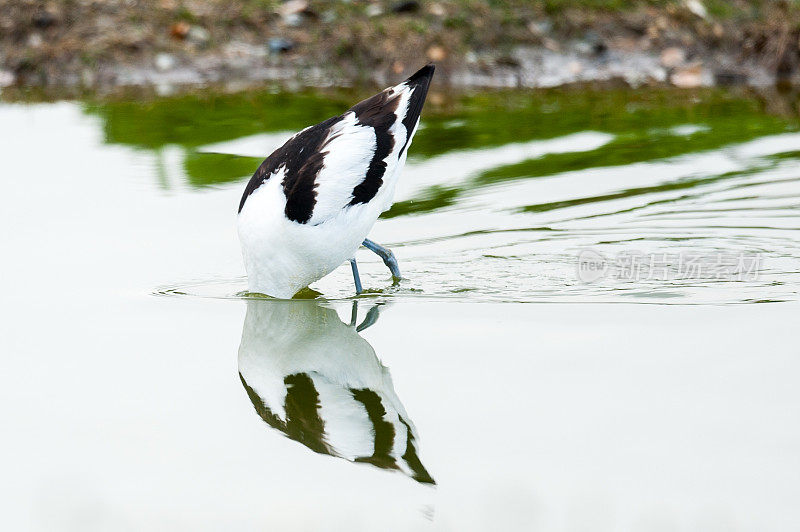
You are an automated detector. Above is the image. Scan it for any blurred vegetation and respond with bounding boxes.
[4,0,800,89]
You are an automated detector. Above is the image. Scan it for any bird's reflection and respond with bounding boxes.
[238,299,435,485]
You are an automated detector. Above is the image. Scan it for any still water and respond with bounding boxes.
[1,86,799,530]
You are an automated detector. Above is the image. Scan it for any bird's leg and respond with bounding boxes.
[350,258,363,295]
[356,304,382,332]
[362,239,401,280]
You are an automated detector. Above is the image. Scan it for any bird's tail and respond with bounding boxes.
[395,63,435,156]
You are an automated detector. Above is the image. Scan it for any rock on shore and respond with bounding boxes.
[0,0,797,93]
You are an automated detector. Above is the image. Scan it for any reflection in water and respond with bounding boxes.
[237,300,434,484]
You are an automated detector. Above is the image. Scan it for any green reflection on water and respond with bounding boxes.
[519,166,773,214]
[85,91,350,149]
[412,89,790,158]
[476,105,788,185]
[184,152,263,187]
[382,185,460,219]
[85,86,797,217]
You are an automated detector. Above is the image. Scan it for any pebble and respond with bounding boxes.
[426,45,446,62]
[365,4,383,17]
[279,0,314,26]
[428,3,446,17]
[528,20,553,36]
[660,47,685,68]
[268,37,294,54]
[0,69,16,87]
[28,33,43,48]
[170,21,190,39]
[543,38,560,52]
[155,53,176,71]
[279,0,308,17]
[187,26,210,46]
[684,0,708,19]
[671,63,705,88]
[284,13,304,27]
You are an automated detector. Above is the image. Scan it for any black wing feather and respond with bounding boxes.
[237,116,342,223]
[237,64,435,221]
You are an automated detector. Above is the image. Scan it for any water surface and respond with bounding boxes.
[1,86,799,531]
[84,86,800,303]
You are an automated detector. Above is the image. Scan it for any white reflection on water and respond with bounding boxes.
[238,300,435,484]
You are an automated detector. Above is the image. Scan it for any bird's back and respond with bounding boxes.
[237,65,435,297]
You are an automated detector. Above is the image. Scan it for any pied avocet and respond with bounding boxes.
[237,64,435,298]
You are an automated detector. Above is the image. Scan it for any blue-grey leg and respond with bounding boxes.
[356,304,382,332]
[348,301,382,331]
[362,239,401,280]
[350,258,363,294]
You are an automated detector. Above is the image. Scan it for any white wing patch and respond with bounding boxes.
[307,82,420,225]
[308,112,376,225]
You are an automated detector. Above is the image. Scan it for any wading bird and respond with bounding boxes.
[238,64,435,298]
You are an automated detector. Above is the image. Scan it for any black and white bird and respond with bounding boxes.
[238,64,435,298]
[238,300,434,484]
